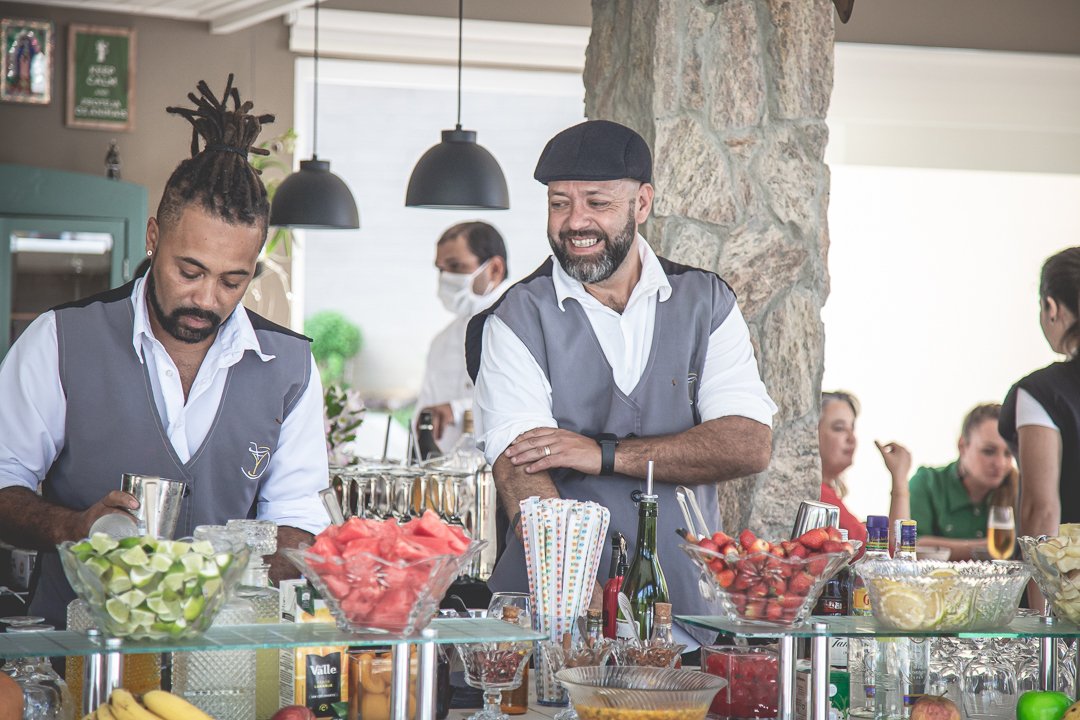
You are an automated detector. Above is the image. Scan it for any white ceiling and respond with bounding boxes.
[3,0,315,34]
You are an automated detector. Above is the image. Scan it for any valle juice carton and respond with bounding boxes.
[280,579,349,718]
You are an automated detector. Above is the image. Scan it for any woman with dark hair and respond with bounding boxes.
[1001,247,1080,542]
[818,390,911,545]
[906,403,1017,561]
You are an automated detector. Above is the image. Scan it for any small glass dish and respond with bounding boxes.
[859,559,1030,631]
[700,645,778,720]
[555,666,725,720]
[1020,535,1080,623]
[283,539,485,635]
[58,533,250,640]
[679,541,860,627]
[611,637,686,668]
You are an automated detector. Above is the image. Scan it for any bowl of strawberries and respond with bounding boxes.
[680,527,860,626]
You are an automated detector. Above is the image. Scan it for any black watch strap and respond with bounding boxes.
[597,433,619,476]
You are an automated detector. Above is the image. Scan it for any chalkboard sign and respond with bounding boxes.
[66,24,135,130]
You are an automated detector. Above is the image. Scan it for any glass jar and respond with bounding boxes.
[701,645,778,719]
[348,647,418,720]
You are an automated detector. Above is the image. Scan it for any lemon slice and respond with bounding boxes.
[878,585,943,630]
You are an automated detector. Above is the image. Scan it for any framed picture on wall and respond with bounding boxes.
[1,18,54,104]
[66,23,135,130]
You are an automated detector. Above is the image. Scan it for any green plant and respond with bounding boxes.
[249,128,297,255]
[324,383,366,466]
[305,310,362,387]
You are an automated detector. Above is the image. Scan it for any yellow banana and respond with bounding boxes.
[108,688,164,720]
[95,703,116,720]
[140,690,215,720]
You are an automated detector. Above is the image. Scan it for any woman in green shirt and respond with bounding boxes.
[905,403,1017,560]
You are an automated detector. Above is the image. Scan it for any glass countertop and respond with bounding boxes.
[0,617,545,659]
[677,614,1080,639]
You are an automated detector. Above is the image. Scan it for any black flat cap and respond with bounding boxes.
[534,119,652,185]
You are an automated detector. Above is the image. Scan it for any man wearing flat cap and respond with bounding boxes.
[466,120,776,634]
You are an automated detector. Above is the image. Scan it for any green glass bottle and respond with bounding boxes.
[619,461,669,641]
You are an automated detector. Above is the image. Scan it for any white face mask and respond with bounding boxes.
[438,259,494,317]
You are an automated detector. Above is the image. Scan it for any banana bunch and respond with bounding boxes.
[82,689,215,720]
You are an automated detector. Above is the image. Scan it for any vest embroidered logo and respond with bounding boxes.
[243,442,272,480]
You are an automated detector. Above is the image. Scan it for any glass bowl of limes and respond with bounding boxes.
[59,532,250,640]
[860,559,1030,632]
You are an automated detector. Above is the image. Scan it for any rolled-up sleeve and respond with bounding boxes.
[473,316,557,465]
[256,354,330,535]
[696,303,777,427]
[0,311,66,492]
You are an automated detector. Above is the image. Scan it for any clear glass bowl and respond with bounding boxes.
[555,666,725,720]
[283,539,485,635]
[679,541,861,626]
[58,534,250,640]
[1019,535,1080,623]
[700,645,778,719]
[859,559,1030,631]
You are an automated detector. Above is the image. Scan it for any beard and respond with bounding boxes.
[549,205,637,285]
[146,269,224,344]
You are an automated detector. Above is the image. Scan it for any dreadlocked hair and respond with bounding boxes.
[158,74,275,236]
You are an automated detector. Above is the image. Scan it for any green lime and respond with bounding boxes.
[214,552,234,571]
[180,554,204,577]
[85,556,111,578]
[162,573,184,593]
[119,546,150,567]
[190,540,215,556]
[183,596,206,622]
[105,597,130,624]
[106,573,133,595]
[90,534,119,554]
[129,566,158,588]
[201,577,222,598]
[149,554,174,573]
[117,536,144,549]
[198,562,220,580]
[119,588,147,608]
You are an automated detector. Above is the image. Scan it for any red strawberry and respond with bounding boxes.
[808,556,830,576]
[709,558,727,574]
[768,576,787,596]
[698,538,719,554]
[769,545,787,558]
[779,593,804,609]
[788,542,809,559]
[766,601,784,621]
[748,582,769,599]
[826,526,843,542]
[788,572,814,596]
[739,529,759,552]
[744,600,767,619]
[721,542,740,557]
[822,540,846,555]
[780,540,796,554]
[733,572,756,591]
[732,594,749,610]
[716,569,736,588]
[797,527,829,550]
[712,531,734,547]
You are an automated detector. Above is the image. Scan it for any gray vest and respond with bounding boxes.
[467,257,735,618]
[29,281,313,628]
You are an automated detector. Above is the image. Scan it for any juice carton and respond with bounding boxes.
[279,579,349,718]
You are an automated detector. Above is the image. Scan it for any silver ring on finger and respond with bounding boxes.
[543,445,551,457]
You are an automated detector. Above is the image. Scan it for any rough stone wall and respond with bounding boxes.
[586,0,833,539]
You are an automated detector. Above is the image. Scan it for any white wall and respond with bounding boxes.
[823,166,1080,520]
[295,58,585,402]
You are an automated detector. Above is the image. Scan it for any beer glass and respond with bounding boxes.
[987,506,1016,560]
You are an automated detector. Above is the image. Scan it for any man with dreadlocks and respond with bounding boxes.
[0,76,329,629]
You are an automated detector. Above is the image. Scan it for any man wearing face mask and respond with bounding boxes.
[417,221,511,450]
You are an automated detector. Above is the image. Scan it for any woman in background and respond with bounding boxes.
[904,403,1017,561]
[818,391,910,545]
[1001,247,1080,540]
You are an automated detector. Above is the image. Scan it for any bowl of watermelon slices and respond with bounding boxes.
[284,509,485,635]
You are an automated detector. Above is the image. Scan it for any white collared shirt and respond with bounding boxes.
[416,280,513,450]
[0,277,329,534]
[475,236,777,463]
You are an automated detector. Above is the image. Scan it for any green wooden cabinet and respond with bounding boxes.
[0,164,147,358]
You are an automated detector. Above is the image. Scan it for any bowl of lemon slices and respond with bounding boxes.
[859,560,1030,632]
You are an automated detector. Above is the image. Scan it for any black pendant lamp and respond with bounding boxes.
[405,0,509,210]
[270,0,359,229]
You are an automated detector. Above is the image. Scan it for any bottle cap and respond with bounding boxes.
[866,515,890,529]
[586,608,602,621]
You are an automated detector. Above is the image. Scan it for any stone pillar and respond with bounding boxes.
[586,0,834,538]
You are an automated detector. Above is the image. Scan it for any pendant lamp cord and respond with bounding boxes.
[312,0,320,159]
[456,0,463,130]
